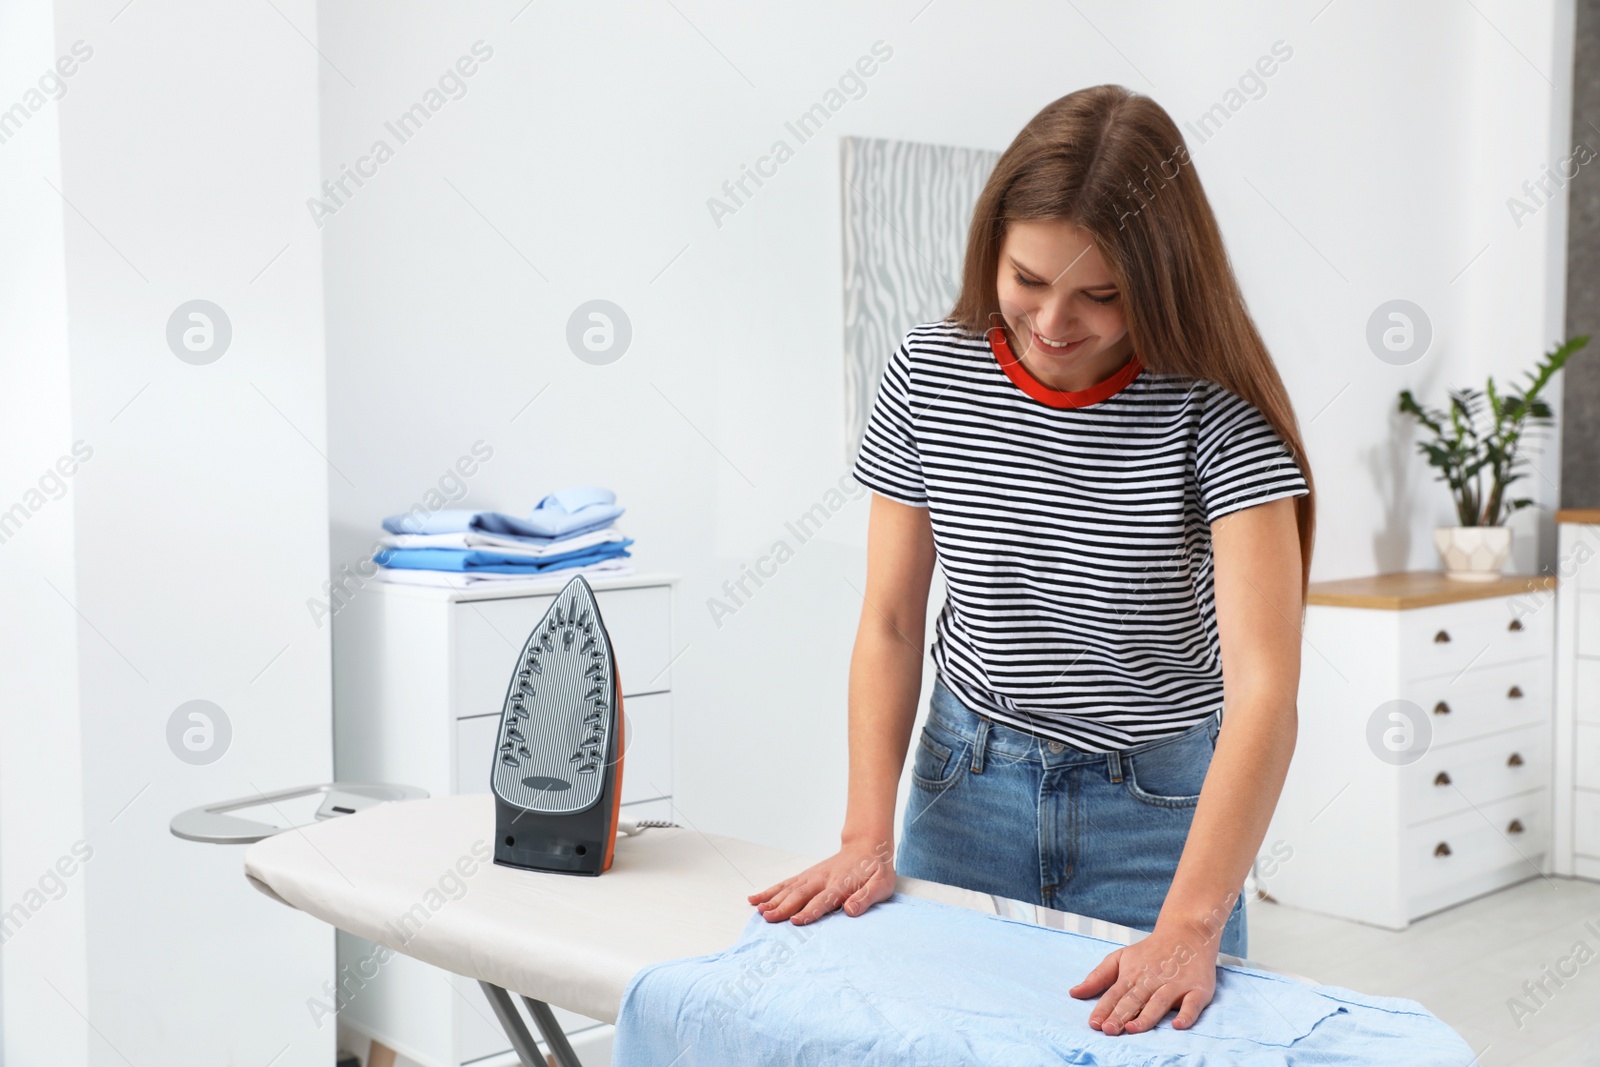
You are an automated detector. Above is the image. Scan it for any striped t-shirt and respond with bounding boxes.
[851,319,1310,752]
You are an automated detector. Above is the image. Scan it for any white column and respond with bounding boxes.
[3,0,335,1062]
[0,3,90,1064]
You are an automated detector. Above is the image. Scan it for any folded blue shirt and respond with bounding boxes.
[613,894,1474,1066]
[382,486,624,540]
[372,541,631,573]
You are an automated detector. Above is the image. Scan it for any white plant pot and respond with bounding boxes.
[1433,525,1512,581]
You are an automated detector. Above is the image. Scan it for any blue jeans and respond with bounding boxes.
[898,676,1247,959]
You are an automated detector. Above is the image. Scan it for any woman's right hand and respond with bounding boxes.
[746,837,896,925]
[747,495,930,927]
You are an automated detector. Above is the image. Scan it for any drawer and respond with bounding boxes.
[1576,790,1600,858]
[1404,788,1548,900]
[1581,591,1600,658]
[453,584,671,718]
[1581,533,1600,591]
[618,691,673,802]
[1403,722,1547,826]
[1577,724,1600,791]
[1399,595,1553,681]
[1400,658,1551,748]
[454,713,496,794]
[1401,598,1548,681]
[455,691,671,804]
[1580,659,1600,725]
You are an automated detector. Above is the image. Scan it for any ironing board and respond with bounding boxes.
[242,793,1298,1067]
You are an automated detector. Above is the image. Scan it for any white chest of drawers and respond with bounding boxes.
[1555,514,1600,881]
[1261,571,1557,929]
[331,572,677,1067]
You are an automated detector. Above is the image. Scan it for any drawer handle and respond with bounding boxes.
[1433,701,1451,716]
[1434,771,1452,786]
[1507,686,1524,699]
[1507,752,1524,767]
[1434,842,1452,857]
[1507,819,1525,835]
[1433,629,1451,644]
[1508,618,1524,632]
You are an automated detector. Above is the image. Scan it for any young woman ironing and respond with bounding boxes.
[750,83,1316,1037]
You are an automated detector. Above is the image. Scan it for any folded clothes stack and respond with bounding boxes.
[372,486,634,589]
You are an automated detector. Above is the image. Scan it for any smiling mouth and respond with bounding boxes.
[1034,334,1086,350]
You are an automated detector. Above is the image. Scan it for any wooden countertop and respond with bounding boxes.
[1306,570,1557,610]
[1557,508,1600,524]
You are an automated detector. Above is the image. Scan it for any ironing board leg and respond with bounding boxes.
[478,982,546,1066]
[477,981,583,1067]
[521,995,584,1067]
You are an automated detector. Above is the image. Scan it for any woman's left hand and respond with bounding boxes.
[1069,921,1219,1035]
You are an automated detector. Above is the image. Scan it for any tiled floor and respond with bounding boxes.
[1247,875,1600,1065]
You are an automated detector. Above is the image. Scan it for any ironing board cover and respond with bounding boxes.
[241,794,1170,1024]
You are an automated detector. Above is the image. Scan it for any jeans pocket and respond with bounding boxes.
[909,724,968,791]
[1123,728,1211,808]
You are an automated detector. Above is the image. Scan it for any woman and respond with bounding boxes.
[749,84,1315,1037]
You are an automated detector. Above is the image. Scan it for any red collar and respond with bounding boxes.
[986,325,1143,409]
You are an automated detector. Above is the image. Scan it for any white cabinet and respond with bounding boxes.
[332,573,677,1066]
[1556,516,1600,880]
[1262,571,1557,929]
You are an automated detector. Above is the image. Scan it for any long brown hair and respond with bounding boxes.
[948,84,1317,604]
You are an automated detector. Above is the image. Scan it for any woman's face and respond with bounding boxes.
[995,218,1135,391]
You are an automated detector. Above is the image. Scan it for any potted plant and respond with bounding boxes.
[1398,335,1588,581]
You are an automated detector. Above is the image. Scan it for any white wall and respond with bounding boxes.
[0,3,88,1063]
[1460,0,1575,570]
[1,1,334,1064]
[316,0,1577,862]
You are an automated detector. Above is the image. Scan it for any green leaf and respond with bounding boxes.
[1395,334,1587,526]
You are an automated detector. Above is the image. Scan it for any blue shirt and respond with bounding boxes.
[613,894,1472,1066]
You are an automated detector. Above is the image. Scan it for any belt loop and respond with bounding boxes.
[1107,749,1123,783]
[970,718,990,775]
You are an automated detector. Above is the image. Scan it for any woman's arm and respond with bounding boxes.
[747,492,937,923]
[1072,494,1303,1034]
[844,492,938,847]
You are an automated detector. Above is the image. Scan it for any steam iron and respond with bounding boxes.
[491,574,625,875]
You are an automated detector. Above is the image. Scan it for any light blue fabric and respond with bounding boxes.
[381,486,624,539]
[371,541,631,573]
[612,894,1474,1066]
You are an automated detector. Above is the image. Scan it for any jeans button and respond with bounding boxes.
[1046,740,1065,754]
